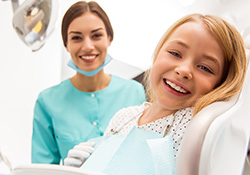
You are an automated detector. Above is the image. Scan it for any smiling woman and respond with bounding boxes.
[65,12,111,74]
[31,1,146,165]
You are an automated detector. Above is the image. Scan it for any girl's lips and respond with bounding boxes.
[163,78,191,95]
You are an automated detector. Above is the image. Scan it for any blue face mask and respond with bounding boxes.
[67,54,112,77]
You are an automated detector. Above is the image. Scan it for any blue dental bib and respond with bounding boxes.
[81,127,176,175]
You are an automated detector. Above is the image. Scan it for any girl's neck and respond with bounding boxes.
[70,70,111,92]
[138,102,176,126]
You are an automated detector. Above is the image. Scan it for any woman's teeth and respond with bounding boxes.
[80,56,96,60]
[165,80,187,93]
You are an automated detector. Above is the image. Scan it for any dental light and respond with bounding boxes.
[8,0,58,51]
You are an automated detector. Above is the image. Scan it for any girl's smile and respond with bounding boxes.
[150,21,225,113]
[163,78,190,95]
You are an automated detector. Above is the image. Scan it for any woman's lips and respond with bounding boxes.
[79,55,97,63]
[80,55,96,60]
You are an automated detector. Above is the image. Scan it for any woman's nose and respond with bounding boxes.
[81,38,94,52]
[175,63,193,80]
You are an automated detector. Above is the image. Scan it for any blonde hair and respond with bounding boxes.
[143,13,247,116]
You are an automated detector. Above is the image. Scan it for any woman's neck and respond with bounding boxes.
[70,70,111,92]
[138,102,176,126]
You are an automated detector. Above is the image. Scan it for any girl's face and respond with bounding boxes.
[66,12,111,72]
[151,21,225,113]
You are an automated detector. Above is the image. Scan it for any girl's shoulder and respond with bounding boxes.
[104,102,151,135]
[113,102,150,119]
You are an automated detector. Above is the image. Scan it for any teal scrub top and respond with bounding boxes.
[31,75,146,164]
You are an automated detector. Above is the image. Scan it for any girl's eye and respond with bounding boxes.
[168,51,182,58]
[198,65,213,74]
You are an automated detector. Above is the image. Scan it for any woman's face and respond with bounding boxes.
[150,21,225,113]
[66,12,111,72]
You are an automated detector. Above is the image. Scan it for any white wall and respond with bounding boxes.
[0,0,63,170]
[0,0,250,172]
[60,0,250,80]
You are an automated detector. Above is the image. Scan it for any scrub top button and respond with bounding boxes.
[93,122,97,126]
[91,94,95,98]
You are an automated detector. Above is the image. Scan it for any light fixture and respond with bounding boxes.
[5,0,58,51]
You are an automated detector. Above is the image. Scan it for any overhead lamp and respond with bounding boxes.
[3,0,58,51]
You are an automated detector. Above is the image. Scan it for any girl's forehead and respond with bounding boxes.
[171,21,207,38]
[163,21,218,47]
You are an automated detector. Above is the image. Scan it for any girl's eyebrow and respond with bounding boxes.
[168,40,189,49]
[175,40,189,49]
[169,39,221,66]
[203,55,220,66]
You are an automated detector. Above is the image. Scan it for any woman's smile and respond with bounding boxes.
[79,54,98,63]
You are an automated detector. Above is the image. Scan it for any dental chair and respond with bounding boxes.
[176,34,250,175]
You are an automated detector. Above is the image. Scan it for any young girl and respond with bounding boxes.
[64,13,247,171]
[31,1,146,164]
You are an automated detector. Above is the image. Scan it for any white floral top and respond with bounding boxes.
[104,102,193,157]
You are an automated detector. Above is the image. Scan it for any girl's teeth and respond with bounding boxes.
[166,80,187,93]
[80,56,95,60]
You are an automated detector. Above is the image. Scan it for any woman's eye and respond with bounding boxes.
[92,33,103,39]
[168,51,181,58]
[71,36,81,40]
[198,65,213,74]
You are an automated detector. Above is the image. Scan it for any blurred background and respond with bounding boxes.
[0,0,250,170]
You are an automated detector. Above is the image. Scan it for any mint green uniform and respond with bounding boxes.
[32,75,146,164]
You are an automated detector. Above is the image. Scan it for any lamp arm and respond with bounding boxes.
[11,0,19,12]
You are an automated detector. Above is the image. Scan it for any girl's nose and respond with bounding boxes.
[81,38,94,52]
[175,63,193,80]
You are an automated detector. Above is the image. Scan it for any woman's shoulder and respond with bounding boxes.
[111,75,141,85]
[38,79,71,98]
[110,75,144,90]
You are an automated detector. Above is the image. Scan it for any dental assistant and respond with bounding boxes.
[31,1,146,164]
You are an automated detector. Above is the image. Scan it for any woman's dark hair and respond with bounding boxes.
[61,1,113,47]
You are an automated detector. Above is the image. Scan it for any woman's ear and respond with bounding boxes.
[65,45,70,52]
[108,37,112,46]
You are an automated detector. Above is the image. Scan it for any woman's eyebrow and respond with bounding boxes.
[68,27,105,35]
[68,31,81,35]
[91,27,104,33]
